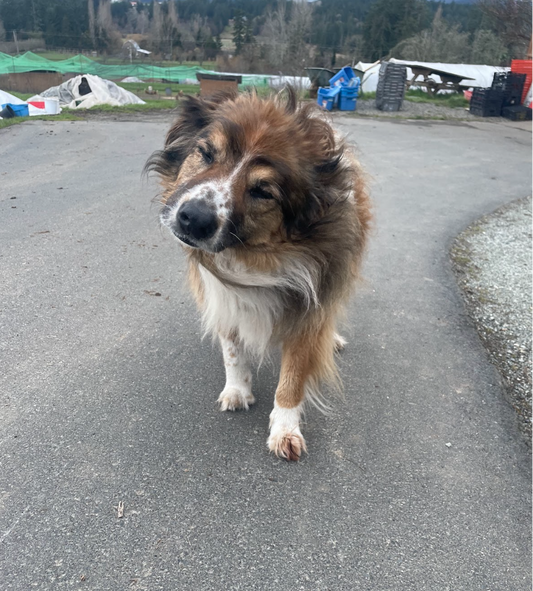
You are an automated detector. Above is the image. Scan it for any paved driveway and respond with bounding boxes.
[0,116,531,590]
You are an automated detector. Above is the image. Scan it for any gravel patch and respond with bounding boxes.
[451,196,532,443]
[349,98,493,121]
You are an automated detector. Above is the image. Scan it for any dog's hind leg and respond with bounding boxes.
[217,333,255,411]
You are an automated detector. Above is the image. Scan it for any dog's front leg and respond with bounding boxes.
[217,333,255,411]
[268,336,312,461]
[268,324,337,461]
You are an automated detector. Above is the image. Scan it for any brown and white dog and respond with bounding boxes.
[147,88,371,461]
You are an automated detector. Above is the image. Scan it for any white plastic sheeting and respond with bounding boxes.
[355,60,509,93]
[199,71,311,90]
[0,89,25,105]
[30,74,145,109]
[525,84,533,107]
[0,89,61,116]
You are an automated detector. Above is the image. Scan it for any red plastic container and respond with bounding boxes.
[511,59,532,103]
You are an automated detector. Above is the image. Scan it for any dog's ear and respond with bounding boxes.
[165,90,237,146]
[282,105,351,238]
[144,91,237,181]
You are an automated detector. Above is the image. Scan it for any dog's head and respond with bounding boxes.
[146,88,351,253]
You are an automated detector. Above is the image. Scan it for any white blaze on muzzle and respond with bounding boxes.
[162,159,246,250]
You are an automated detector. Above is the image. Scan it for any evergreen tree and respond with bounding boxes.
[244,17,254,45]
[233,9,245,55]
[362,0,428,61]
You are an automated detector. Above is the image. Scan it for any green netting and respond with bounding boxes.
[0,52,270,86]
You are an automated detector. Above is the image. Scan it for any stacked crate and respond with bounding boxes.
[510,60,532,104]
[470,71,530,118]
[316,66,360,112]
[317,86,341,111]
[469,88,504,117]
[491,72,526,107]
[501,105,532,121]
[375,62,407,112]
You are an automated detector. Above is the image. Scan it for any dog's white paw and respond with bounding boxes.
[217,387,255,411]
[268,429,307,461]
[268,403,306,461]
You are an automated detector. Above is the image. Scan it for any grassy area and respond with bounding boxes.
[404,89,468,108]
[0,86,315,132]
[0,111,81,131]
[31,50,216,70]
[117,82,281,100]
[359,89,468,108]
[30,50,77,61]
[358,91,376,100]
[116,81,200,96]
[0,100,178,131]
[81,99,178,112]
[98,58,215,69]
[0,95,180,131]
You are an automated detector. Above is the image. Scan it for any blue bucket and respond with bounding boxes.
[0,103,29,118]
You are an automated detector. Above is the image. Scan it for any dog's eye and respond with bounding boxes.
[198,146,214,165]
[249,186,274,200]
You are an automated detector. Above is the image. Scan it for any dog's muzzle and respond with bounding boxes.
[171,200,218,244]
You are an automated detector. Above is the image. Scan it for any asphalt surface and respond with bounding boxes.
[0,116,531,590]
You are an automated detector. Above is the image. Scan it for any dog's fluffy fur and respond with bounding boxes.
[147,88,371,460]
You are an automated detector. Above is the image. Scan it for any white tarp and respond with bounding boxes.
[30,74,145,109]
[267,75,310,90]
[355,60,509,93]
[1,89,61,116]
[200,71,311,90]
[0,89,25,105]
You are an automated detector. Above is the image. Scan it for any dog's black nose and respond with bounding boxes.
[176,200,218,241]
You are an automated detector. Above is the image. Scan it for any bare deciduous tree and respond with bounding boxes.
[168,1,179,28]
[151,0,163,40]
[477,0,532,59]
[261,1,313,74]
[392,7,470,62]
[96,0,113,34]
[96,0,121,51]
[470,29,507,64]
[262,2,289,70]
[124,8,138,35]
[137,11,150,36]
[287,2,313,73]
[88,0,96,48]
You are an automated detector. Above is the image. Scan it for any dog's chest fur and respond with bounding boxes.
[194,253,319,356]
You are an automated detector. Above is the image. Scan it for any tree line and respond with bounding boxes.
[0,0,530,72]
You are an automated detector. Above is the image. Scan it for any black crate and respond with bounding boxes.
[502,105,532,121]
[376,62,406,111]
[492,72,526,107]
[470,88,504,117]
[375,99,402,112]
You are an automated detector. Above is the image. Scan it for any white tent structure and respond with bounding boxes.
[356,60,509,93]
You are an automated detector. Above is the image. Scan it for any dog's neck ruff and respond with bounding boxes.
[196,251,320,357]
